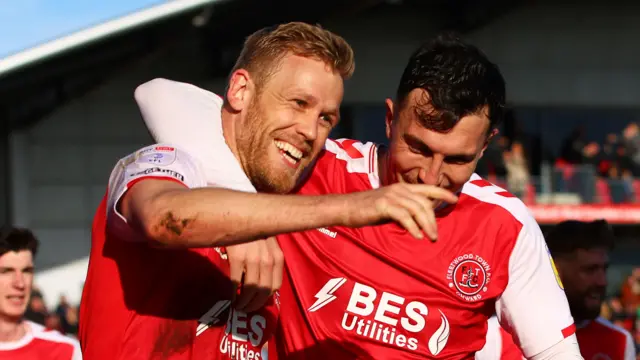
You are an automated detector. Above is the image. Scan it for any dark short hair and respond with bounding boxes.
[395,32,506,133]
[0,226,39,258]
[545,220,615,258]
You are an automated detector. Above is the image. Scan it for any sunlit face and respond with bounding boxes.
[556,248,609,321]
[229,54,344,193]
[0,250,34,321]
[384,89,493,207]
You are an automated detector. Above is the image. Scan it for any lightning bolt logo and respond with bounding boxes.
[308,277,347,312]
[196,300,231,336]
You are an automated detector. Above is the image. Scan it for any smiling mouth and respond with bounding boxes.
[275,140,303,166]
[6,295,25,304]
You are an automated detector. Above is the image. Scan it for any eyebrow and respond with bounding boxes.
[290,92,340,121]
[404,134,476,161]
[295,93,318,105]
[0,266,34,271]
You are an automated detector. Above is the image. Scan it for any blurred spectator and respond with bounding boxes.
[553,127,600,201]
[622,268,640,311]
[45,314,64,333]
[604,144,635,203]
[598,133,619,177]
[560,126,588,164]
[622,122,640,175]
[55,295,70,319]
[55,295,78,335]
[504,141,529,199]
[64,306,79,335]
[23,292,48,325]
[603,296,627,322]
[582,141,600,167]
[604,133,619,157]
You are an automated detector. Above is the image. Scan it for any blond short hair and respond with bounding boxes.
[231,22,355,89]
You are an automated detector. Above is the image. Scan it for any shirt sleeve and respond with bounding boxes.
[528,335,582,360]
[475,316,501,360]
[70,337,83,360]
[624,328,636,360]
[495,219,577,358]
[135,78,256,193]
[106,144,206,240]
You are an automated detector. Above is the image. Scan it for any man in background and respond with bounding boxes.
[477,220,636,360]
[0,226,82,360]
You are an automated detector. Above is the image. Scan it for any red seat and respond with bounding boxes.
[633,180,640,203]
[595,178,612,204]
[524,183,536,205]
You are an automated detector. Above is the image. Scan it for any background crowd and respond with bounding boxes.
[479,121,640,205]
[24,288,79,338]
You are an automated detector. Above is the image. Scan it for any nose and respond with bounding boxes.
[294,113,318,142]
[419,155,444,186]
[12,272,26,290]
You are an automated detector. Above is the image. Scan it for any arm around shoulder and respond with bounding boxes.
[109,145,357,248]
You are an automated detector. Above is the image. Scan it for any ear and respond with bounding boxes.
[226,69,252,112]
[479,128,499,157]
[384,98,395,140]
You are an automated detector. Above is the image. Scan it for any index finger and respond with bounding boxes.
[267,238,284,294]
[228,256,245,302]
[409,185,458,204]
[235,258,259,311]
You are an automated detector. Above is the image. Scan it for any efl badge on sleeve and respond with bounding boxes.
[548,249,564,290]
[136,146,177,166]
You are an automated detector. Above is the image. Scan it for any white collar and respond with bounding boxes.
[0,321,34,351]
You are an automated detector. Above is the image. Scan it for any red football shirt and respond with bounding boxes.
[79,145,277,360]
[576,317,636,360]
[475,316,526,360]
[274,139,576,359]
[478,316,636,360]
[0,321,81,360]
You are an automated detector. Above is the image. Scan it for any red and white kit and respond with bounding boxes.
[0,321,81,360]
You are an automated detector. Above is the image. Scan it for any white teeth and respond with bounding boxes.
[282,152,298,165]
[274,141,303,161]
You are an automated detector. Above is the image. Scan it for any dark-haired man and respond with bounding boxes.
[0,227,82,359]
[141,33,582,358]
[478,220,636,360]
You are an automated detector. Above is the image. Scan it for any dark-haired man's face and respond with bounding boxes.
[0,250,34,321]
[555,248,609,321]
[383,89,494,209]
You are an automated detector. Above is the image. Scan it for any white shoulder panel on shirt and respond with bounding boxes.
[324,139,379,188]
[34,330,82,360]
[475,316,502,360]
[461,173,536,228]
[27,320,45,333]
[135,78,255,193]
[593,316,633,336]
[33,329,79,348]
[0,321,80,358]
